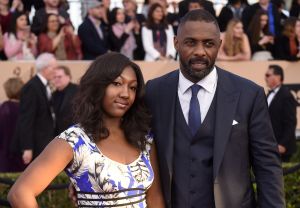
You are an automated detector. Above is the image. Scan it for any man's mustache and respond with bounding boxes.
[189,57,208,65]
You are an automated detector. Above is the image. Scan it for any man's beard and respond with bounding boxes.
[179,56,214,81]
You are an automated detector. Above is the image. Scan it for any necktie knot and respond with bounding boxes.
[191,84,201,97]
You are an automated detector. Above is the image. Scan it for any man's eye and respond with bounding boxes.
[185,40,195,46]
[204,42,214,47]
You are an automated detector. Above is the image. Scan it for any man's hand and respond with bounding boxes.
[22,149,33,164]
[278,145,287,154]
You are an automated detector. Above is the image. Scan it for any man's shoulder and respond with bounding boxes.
[279,85,296,99]
[147,70,178,85]
[78,18,93,30]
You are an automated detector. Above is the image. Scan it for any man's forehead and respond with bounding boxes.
[178,21,219,38]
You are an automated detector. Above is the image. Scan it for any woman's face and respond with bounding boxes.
[260,14,268,29]
[116,9,125,23]
[152,6,164,23]
[0,0,9,5]
[295,20,300,37]
[16,15,28,30]
[233,22,244,38]
[102,66,138,119]
[47,15,60,32]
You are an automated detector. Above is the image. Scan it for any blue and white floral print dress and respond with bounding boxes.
[58,125,154,208]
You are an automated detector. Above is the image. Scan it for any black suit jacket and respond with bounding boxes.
[52,83,78,134]
[268,85,297,157]
[145,68,284,208]
[13,76,55,157]
[78,17,109,60]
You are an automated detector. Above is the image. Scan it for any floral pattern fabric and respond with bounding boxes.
[58,125,154,208]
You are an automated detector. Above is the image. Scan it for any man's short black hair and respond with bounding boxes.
[178,9,220,33]
[269,64,284,82]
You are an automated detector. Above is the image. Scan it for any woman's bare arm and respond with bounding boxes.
[8,138,73,208]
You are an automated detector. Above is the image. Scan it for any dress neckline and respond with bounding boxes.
[95,145,143,167]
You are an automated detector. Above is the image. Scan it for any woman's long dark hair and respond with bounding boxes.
[109,7,122,25]
[145,3,168,30]
[73,52,151,150]
[7,11,28,37]
[40,13,60,34]
[247,10,270,45]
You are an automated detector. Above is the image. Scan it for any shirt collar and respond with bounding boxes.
[270,85,281,94]
[88,15,101,27]
[37,73,48,86]
[178,66,217,94]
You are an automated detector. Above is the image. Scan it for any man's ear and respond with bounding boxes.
[174,36,178,52]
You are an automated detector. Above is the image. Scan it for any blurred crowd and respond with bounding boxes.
[0,0,300,62]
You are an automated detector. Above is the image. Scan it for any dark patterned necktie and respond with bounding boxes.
[188,84,201,136]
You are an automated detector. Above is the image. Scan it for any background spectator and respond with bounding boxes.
[123,0,146,60]
[242,0,281,36]
[0,26,3,58]
[290,0,300,18]
[265,65,297,162]
[0,0,24,34]
[38,13,82,60]
[0,77,25,172]
[274,17,300,60]
[247,9,274,60]
[52,65,78,135]
[218,0,249,32]
[3,11,37,60]
[12,53,57,165]
[142,3,175,61]
[109,7,137,59]
[101,0,110,26]
[294,18,300,57]
[217,18,251,61]
[78,0,109,60]
[178,0,216,19]
[21,0,44,14]
[31,0,70,35]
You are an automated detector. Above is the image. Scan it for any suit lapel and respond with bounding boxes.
[158,70,179,184]
[34,76,49,104]
[213,68,240,180]
[269,87,283,109]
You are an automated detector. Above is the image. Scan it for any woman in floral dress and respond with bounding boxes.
[8,52,165,208]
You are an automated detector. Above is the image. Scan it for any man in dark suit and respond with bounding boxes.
[145,9,284,208]
[265,64,297,162]
[78,0,109,60]
[52,65,78,134]
[13,53,57,165]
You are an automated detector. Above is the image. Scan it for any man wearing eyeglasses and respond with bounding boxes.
[265,64,297,162]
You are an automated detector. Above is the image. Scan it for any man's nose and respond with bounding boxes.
[194,43,206,56]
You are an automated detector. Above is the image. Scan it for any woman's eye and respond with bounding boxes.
[130,86,137,91]
[112,81,121,86]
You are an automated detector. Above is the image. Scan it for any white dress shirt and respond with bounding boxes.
[178,67,218,124]
[267,85,281,106]
[37,73,51,100]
